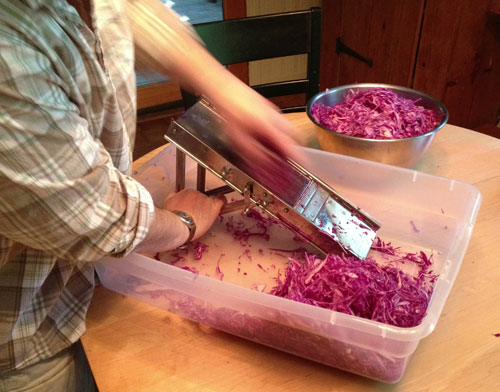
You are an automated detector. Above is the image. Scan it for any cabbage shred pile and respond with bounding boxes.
[161,208,436,328]
[311,88,442,139]
[270,244,436,328]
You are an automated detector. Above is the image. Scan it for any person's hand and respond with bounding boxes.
[208,81,308,167]
[127,0,308,166]
[163,189,226,241]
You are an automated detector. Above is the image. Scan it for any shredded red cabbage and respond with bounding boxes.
[225,209,273,246]
[410,220,420,233]
[215,254,225,281]
[311,88,442,139]
[133,201,440,382]
[181,266,198,274]
[157,209,435,329]
[192,241,209,260]
[270,251,434,328]
[239,248,252,261]
[129,283,409,382]
[168,251,186,265]
[132,207,438,382]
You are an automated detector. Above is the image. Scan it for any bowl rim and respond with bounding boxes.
[306,83,449,143]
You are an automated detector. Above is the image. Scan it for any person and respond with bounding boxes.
[0,0,303,390]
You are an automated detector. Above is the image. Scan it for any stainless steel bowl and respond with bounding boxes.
[306,83,449,168]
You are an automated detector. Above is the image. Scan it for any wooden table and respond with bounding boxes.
[82,113,500,391]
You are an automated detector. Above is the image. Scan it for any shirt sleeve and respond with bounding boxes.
[0,24,154,262]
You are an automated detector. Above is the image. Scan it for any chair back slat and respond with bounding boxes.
[183,8,322,111]
[194,11,312,65]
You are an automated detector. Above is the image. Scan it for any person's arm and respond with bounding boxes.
[125,0,307,166]
[0,24,215,260]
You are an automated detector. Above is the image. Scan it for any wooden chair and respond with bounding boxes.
[182,7,322,112]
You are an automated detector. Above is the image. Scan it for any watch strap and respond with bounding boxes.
[172,210,196,245]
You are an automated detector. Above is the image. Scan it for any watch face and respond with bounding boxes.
[173,210,196,244]
[174,211,195,228]
[180,212,194,224]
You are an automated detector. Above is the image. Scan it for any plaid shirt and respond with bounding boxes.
[0,0,154,371]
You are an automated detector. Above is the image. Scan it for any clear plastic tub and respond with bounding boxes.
[95,146,481,383]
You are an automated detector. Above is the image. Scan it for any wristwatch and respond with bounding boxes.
[172,210,196,245]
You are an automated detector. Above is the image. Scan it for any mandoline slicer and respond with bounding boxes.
[164,99,381,259]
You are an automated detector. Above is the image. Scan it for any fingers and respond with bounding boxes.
[209,193,226,215]
[255,131,309,167]
[165,192,175,201]
[264,112,310,166]
[214,193,227,207]
[228,132,275,169]
[228,118,309,169]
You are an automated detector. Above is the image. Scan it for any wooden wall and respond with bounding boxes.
[413,0,500,132]
[321,0,500,134]
[321,0,424,87]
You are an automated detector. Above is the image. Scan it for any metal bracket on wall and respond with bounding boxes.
[336,38,373,67]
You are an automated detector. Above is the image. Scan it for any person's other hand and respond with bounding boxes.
[163,189,226,241]
[127,0,307,167]
[211,84,308,167]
